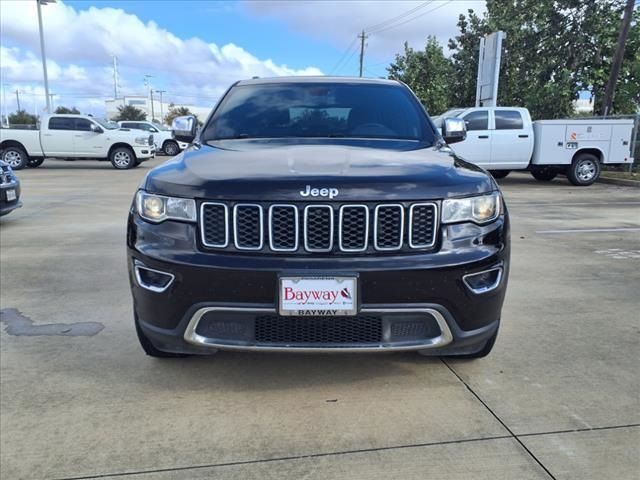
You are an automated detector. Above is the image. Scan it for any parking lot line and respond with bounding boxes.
[536,227,640,234]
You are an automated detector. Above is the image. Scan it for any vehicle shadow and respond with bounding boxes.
[116,349,448,393]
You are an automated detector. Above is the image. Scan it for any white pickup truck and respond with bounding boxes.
[0,114,156,170]
[117,120,187,156]
[433,107,636,185]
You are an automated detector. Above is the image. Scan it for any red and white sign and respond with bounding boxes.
[279,276,357,316]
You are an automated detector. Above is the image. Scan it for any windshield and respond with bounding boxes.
[95,118,119,130]
[202,82,435,144]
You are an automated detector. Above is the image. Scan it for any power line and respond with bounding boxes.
[365,1,433,34]
[334,47,360,75]
[371,0,452,35]
[329,36,359,74]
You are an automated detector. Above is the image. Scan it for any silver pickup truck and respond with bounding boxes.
[0,114,156,170]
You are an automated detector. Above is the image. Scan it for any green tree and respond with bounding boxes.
[8,110,37,126]
[54,106,80,114]
[165,104,200,126]
[112,105,147,121]
[387,36,454,115]
[395,0,639,118]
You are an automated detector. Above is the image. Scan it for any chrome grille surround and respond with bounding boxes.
[200,201,438,254]
[200,202,229,248]
[338,204,369,252]
[408,202,438,249]
[303,205,334,253]
[268,204,299,252]
[373,204,404,251]
[233,204,264,250]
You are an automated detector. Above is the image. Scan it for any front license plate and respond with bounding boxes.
[5,189,16,202]
[279,276,358,316]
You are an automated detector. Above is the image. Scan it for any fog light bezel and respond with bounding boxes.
[462,266,503,295]
[134,262,175,293]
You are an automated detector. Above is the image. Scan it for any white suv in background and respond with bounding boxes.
[118,121,186,156]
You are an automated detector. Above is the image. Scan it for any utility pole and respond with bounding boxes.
[358,30,368,77]
[601,0,635,116]
[155,90,166,123]
[37,0,53,113]
[111,54,119,99]
[48,93,56,111]
[150,89,155,121]
[15,90,21,111]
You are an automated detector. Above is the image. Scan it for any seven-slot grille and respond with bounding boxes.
[200,202,438,254]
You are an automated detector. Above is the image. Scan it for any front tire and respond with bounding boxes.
[567,153,600,186]
[110,147,136,170]
[163,140,180,156]
[489,170,510,179]
[2,146,28,170]
[135,316,189,358]
[531,167,557,182]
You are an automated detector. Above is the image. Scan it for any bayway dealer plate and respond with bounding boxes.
[279,276,357,316]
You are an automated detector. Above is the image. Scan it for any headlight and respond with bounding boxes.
[135,191,196,223]
[134,136,148,145]
[442,192,501,225]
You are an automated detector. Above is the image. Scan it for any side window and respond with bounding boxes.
[48,117,74,130]
[138,123,151,131]
[495,110,524,130]
[74,119,92,131]
[462,110,488,131]
[121,122,135,129]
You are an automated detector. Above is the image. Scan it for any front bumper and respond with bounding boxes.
[0,181,22,216]
[127,210,509,355]
[133,145,156,160]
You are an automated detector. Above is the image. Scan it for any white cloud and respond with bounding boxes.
[0,0,322,116]
[243,0,486,66]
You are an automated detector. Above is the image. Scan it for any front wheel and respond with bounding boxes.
[163,140,180,156]
[567,153,600,186]
[110,147,136,170]
[27,157,45,168]
[489,170,510,179]
[531,167,557,181]
[2,146,28,170]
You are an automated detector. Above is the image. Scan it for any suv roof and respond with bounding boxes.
[235,76,401,86]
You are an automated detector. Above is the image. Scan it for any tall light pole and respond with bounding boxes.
[36,0,55,113]
[155,90,166,123]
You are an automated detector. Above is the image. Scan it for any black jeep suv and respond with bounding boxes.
[127,77,509,358]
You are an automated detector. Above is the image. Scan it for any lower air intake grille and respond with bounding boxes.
[255,315,383,344]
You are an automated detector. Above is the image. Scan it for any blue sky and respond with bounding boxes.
[1,0,485,115]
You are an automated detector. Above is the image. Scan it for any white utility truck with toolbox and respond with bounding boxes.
[434,107,635,185]
[0,114,156,170]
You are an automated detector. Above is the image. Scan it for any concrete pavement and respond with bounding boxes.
[1,161,638,479]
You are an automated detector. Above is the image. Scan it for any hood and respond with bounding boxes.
[143,140,495,201]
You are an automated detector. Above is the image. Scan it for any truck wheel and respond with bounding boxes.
[568,153,600,186]
[531,167,557,181]
[489,170,510,179]
[163,140,179,156]
[2,146,28,170]
[110,147,136,170]
[135,315,190,358]
[27,157,45,168]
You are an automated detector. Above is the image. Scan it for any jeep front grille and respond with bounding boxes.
[200,201,438,254]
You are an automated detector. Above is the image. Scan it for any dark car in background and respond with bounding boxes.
[127,77,510,359]
[0,161,22,216]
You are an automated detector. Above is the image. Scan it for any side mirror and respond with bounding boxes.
[442,117,466,144]
[172,116,197,144]
[150,127,158,133]
[90,124,103,134]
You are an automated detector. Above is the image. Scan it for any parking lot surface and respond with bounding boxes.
[1,158,639,479]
